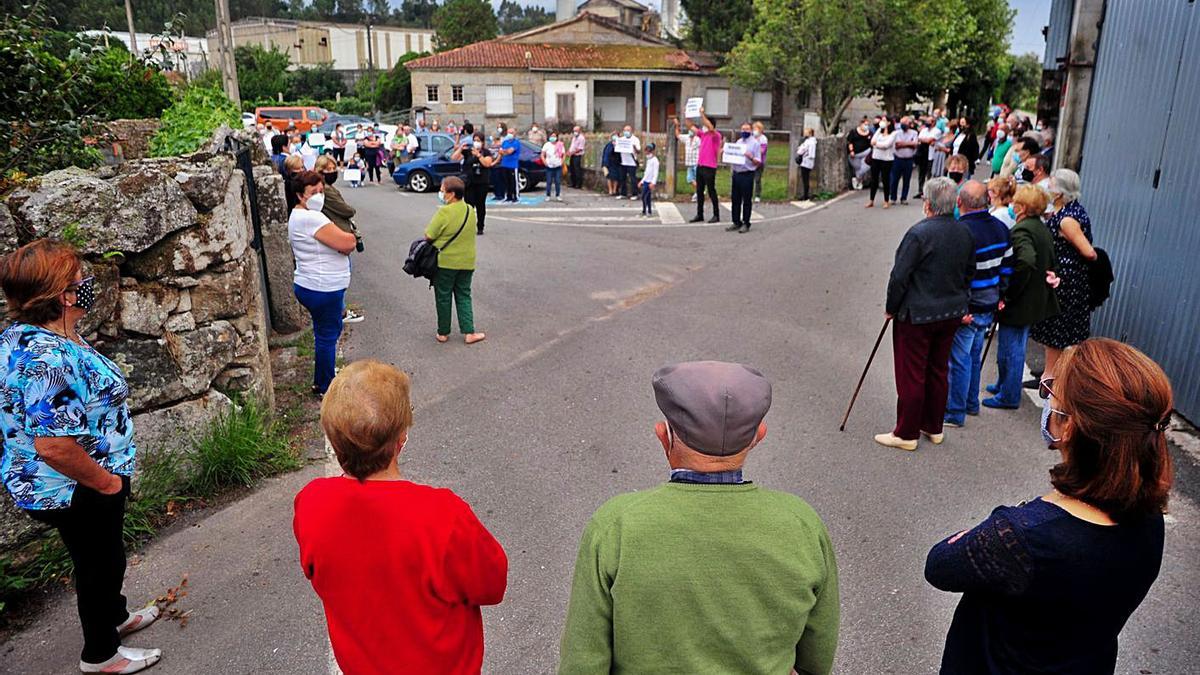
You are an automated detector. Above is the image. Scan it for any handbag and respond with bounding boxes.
[403,206,471,286]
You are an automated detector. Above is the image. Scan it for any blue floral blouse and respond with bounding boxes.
[0,323,136,510]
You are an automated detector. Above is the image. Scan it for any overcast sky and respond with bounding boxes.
[401,0,1050,57]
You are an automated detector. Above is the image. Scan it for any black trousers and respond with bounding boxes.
[466,185,489,233]
[731,171,755,226]
[28,476,131,663]
[917,154,932,196]
[503,168,518,202]
[799,166,812,200]
[363,151,381,182]
[568,155,583,188]
[694,165,719,219]
[869,159,893,202]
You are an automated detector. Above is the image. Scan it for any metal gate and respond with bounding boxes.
[1080,0,1200,421]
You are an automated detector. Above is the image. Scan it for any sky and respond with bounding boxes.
[405,0,1051,57]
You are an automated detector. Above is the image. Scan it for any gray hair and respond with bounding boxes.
[1041,126,1055,141]
[925,177,958,215]
[1051,168,1082,203]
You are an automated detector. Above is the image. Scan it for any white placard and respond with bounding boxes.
[722,142,747,166]
[614,137,634,154]
[684,97,703,119]
[343,168,362,182]
[307,133,326,146]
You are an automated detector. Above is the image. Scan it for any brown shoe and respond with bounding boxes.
[465,333,486,344]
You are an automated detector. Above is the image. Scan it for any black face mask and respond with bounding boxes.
[72,276,97,312]
[323,171,337,186]
[1021,168,1035,182]
[948,171,965,183]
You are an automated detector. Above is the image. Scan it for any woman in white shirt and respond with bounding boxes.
[987,175,1017,228]
[541,134,565,201]
[288,171,358,396]
[867,117,896,208]
[795,128,818,201]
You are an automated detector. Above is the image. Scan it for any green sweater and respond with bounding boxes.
[559,482,839,675]
[424,200,476,270]
[1000,216,1060,327]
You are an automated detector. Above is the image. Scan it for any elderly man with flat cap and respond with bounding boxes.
[559,361,840,675]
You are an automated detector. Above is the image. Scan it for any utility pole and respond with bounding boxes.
[214,0,241,106]
[365,16,376,118]
[124,0,137,53]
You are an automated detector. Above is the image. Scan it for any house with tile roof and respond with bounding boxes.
[404,12,818,133]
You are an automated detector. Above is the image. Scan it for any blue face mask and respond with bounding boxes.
[740,131,752,139]
[623,131,632,138]
[437,190,446,204]
[1040,403,1060,446]
[953,205,960,219]
[1008,205,1016,221]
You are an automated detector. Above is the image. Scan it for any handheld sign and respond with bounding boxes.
[722,142,747,166]
[614,137,634,154]
[307,133,327,147]
[343,168,362,182]
[684,97,703,119]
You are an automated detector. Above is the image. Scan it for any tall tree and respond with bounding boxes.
[497,0,553,34]
[947,0,1014,119]
[680,0,753,54]
[397,0,438,28]
[432,0,497,52]
[724,0,872,132]
[867,0,971,114]
[234,43,290,101]
[996,52,1041,111]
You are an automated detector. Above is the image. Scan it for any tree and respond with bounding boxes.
[680,0,753,54]
[997,52,1041,111]
[497,0,553,35]
[947,0,1014,120]
[88,46,176,120]
[432,0,497,52]
[397,0,438,28]
[235,44,290,102]
[286,63,346,100]
[360,51,424,113]
[866,0,972,114]
[724,0,872,133]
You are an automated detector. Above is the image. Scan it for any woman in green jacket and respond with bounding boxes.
[990,125,1013,177]
[425,176,486,344]
[983,184,1059,409]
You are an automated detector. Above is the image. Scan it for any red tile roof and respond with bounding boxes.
[406,42,717,73]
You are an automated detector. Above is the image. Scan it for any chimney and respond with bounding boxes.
[557,0,575,22]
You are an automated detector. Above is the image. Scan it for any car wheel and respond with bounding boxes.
[517,170,529,193]
[408,170,431,193]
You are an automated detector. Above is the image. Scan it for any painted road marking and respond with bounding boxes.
[657,202,685,224]
[719,201,765,221]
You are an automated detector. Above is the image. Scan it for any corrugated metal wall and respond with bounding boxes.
[1082,0,1200,421]
[1044,0,1074,69]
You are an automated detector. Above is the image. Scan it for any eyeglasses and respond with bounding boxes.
[67,276,94,290]
[1039,378,1070,419]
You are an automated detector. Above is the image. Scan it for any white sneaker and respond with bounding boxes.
[118,605,160,637]
[754,197,761,203]
[614,195,624,200]
[691,194,698,202]
[343,310,365,324]
[80,646,162,673]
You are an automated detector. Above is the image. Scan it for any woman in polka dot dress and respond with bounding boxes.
[1031,169,1098,380]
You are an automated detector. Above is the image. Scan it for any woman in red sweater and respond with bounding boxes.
[293,360,508,674]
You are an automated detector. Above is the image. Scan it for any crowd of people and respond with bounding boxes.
[0,102,1176,675]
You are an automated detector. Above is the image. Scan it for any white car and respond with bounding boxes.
[241,112,256,130]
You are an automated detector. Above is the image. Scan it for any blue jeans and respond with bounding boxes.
[945,312,993,424]
[991,323,1031,407]
[293,284,344,394]
[889,156,914,202]
[640,181,653,213]
[545,166,561,196]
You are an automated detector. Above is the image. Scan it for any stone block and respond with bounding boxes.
[190,256,251,324]
[164,312,196,333]
[132,390,233,459]
[816,135,850,194]
[253,165,306,334]
[118,282,180,336]
[5,165,197,256]
[105,119,162,161]
[124,172,250,279]
[172,155,236,212]
[98,320,238,412]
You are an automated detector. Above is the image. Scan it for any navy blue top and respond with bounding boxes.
[926,497,1164,674]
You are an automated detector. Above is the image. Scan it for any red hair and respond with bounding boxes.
[0,239,82,325]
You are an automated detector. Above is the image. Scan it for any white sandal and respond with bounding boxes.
[117,605,160,637]
[80,645,162,673]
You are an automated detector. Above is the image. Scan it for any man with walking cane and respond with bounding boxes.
[874,177,975,451]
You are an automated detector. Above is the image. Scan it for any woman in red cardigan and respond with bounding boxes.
[293,360,508,674]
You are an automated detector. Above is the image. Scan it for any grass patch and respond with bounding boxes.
[673,168,790,201]
[293,330,314,360]
[0,396,300,617]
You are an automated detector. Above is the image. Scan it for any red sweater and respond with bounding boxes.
[293,477,508,674]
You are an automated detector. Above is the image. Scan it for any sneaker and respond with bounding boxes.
[725,223,741,232]
[708,215,720,223]
[985,383,999,394]
[118,605,160,638]
[691,194,698,202]
[852,177,862,190]
[343,309,365,324]
[921,430,945,444]
[80,646,162,673]
[738,225,750,233]
[943,417,963,428]
[874,432,917,451]
[615,195,624,200]
[754,197,761,203]
[982,397,1020,410]
[555,196,563,202]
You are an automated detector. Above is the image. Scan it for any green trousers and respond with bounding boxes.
[434,268,475,335]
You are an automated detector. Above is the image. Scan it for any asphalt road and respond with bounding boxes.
[4,176,1198,674]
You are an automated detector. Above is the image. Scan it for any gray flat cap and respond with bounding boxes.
[652,361,772,456]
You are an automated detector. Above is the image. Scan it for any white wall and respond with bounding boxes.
[544,80,588,124]
[326,25,434,70]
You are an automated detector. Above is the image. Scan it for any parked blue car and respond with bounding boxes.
[392,138,547,193]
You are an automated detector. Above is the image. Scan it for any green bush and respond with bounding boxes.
[285,63,346,100]
[149,85,240,157]
[186,397,299,495]
[88,47,175,121]
[235,44,289,102]
[189,68,223,91]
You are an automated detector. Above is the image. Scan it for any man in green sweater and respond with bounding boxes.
[559,361,840,675]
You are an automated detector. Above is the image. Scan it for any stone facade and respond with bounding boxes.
[0,135,285,549]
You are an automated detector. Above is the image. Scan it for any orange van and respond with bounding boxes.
[256,106,328,132]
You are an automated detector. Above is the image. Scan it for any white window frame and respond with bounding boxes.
[704,88,729,117]
[451,84,464,103]
[752,91,772,119]
[485,85,513,116]
[426,84,439,103]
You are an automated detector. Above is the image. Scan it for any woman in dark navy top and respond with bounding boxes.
[926,338,1173,674]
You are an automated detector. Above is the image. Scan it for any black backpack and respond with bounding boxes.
[403,205,471,285]
[1087,247,1114,310]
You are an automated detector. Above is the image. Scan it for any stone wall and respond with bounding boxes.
[105,119,163,162]
[815,135,850,194]
[0,143,282,549]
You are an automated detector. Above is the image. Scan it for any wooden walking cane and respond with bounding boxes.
[839,317,892,431]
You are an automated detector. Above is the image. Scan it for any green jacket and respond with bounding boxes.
[321,183,358,235]
[1000,216,1060,326]
[559,482,839,675]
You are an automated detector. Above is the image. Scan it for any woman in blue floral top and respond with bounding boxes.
[0,240,162,673]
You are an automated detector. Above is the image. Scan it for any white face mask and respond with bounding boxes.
[307,192,325,212]
[437,190,446,204]
[473,141,482,150]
